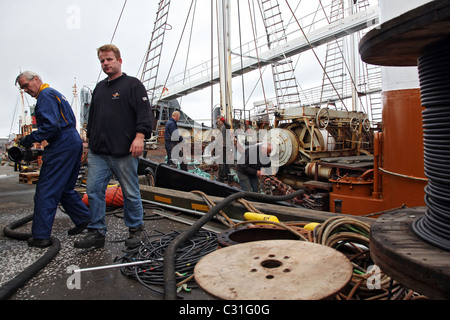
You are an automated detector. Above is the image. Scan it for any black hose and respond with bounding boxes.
[8,147,44,163]
[0,214,60,300]
[163,188,305,300]
[412,37,450,251]
[120,229,217,296]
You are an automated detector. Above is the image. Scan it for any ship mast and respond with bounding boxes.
[217,0,233,125]
[72,79,79,133]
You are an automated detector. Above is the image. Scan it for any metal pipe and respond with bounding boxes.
[372,132,381,199]
[73,259,160,273]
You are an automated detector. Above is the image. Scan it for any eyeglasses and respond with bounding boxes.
[19,77,37,90]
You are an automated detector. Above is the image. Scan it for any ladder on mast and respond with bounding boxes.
[320,0,346,110]
[260,0,302,111]
[321,0,382,123]
[357,0,382,125]
[140,0,171,104]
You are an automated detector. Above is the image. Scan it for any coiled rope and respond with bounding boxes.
[311,216,425,300]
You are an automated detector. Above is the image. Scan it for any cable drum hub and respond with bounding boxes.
[412,37,450,251]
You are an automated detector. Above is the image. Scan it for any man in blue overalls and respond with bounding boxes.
[16,71,91,248]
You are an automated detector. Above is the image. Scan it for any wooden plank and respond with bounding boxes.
[19,171,40,185]
[149,209,224,234]
[139,185,375,225]
[304,180,333,191]
[320,155,373,163]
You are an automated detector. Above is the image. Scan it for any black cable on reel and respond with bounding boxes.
[412,37,450,251]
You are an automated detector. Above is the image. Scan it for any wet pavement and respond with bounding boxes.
[0,164,216,300]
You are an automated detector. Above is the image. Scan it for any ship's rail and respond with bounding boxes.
[153,6,380,104]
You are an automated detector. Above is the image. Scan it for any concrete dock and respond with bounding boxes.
[0,164,216,300]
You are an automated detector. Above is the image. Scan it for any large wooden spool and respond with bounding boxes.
[194,240,353,300]
[370,208,450,299]
[360,0,450,299]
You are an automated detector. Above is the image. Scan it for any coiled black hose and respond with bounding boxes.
[413,37,450,251]
[0,214,60,300]
[163,189,305,300]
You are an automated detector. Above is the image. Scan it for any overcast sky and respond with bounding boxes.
[0,0,159,138]
[0,0,334,138]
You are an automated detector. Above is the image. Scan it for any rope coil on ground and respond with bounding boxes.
[224,214,426,300]
[310,216,425,300]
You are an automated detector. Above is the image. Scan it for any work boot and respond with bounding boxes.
[124,225,145,248]
[74,229,105,249]
[68,221,90,235]
[28,237,52,248]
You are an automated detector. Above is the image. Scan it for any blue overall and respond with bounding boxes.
[28,85,91,239]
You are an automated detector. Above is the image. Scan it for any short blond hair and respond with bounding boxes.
[97,44,121,59]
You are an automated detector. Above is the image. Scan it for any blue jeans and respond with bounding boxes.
[237,171,259,192]
[86,151,143,235]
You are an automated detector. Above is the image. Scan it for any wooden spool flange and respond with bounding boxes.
[359,0,450,299]
[194,240,353,300]
[370,207,450,299]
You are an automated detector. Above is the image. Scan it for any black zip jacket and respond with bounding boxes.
[237,144,271,176]
[87,73,153,156]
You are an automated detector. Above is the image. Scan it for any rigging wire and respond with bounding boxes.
[279,0,316,108]
[180,0,198,107]
[157,0,196,104]
[318,0,367,114]
[284,0,348,111]
[237,0,247,120]
[96,0,128,83]
[247,0,270,120]
[210,0,214,127]
[110,0,128,43]
[9,94,21,139]
[256,0,294,109]
[10,91,34,138]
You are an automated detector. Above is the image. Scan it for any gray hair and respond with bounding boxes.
[15,71,42,85]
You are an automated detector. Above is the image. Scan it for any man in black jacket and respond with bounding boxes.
[237,143,273,192]
[75,44,153,249]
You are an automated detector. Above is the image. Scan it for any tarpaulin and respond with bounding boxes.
[82,185,124,208]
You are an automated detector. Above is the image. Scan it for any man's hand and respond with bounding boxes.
[19,136,33,149]
[129,133,145,158]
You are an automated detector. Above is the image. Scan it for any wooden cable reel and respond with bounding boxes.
[194,240,353,300]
